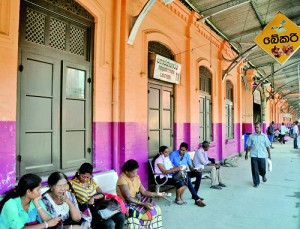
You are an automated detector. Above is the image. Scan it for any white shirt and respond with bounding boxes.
[293,125,299,134]
[154,155,173,178]
[193,148,209,168]
[280,125,287,135]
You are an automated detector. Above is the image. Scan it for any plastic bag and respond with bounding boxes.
[267,159,272,172]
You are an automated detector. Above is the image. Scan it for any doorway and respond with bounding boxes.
[17,0,94,176]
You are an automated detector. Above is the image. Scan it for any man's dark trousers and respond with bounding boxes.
[251,157,266,185]
[293,133,298,148]
[186,170,202,200]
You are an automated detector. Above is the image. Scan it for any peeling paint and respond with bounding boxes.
[0,121,16,194]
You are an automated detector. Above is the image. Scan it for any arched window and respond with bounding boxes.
[226,80,234,139]
[199,66,212,142]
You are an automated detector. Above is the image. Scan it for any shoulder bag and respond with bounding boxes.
[173,170,187,182]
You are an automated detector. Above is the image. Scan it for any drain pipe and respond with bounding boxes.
[112,0,122,171]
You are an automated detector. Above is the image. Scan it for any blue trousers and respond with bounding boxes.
[268,134,274,143]
[251,157,266,185]
[186,170,202,201]
[293,134,298,148]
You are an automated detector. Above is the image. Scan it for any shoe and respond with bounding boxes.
[175,199,184,205]
[270,146,274,149]
[219,183,226,187]
[253,184,259,188]
[262,176,267,182]
[195,199,206,207]
[210,185,222,190]
[181,200,187,205]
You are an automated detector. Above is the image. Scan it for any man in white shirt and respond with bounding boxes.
[279,122,287,144]
[292,121,299,149]
[193,141,226,190]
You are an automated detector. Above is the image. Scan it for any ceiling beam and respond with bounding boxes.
[230,14,300,40]
[197,0,250,21]
[253,61,300,93]
[222,44,257,81]
[254,56,300,69]
[275,79,300,93]
[250,1,265,29]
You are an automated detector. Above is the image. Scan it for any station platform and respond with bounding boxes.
[157,138,300,229]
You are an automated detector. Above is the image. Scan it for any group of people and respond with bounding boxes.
[2,121,289,228]
[267,121,299,149]
[0,160,167,229]
[0,141,228,229]
[153,141,226,207]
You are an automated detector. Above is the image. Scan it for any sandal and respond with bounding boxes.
[175,199,184,205]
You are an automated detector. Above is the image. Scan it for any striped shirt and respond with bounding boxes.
[69,177,99,204]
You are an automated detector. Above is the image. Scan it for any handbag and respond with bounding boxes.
[173,170,187,182]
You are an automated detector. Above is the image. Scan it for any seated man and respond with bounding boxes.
[193,141,226,190]
[169,142,206,207]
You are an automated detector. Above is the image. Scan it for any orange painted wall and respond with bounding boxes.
[0,0,19,121]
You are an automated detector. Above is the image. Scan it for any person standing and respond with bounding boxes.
[193,141,226,190]
[292,121,299,149]
[245,122,271,188]
[279,122,287,144]
[267,121,275,148]
[169,142,206,207]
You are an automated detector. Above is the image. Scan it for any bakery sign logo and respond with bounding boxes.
[153,54,181,84]
[254,12,300,65]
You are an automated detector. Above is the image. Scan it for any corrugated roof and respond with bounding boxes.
[180,0,300,116]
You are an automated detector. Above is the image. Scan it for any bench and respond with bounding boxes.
[148,158,173,205]
[92,170,118,195]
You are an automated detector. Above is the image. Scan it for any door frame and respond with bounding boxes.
[148,79,174,158]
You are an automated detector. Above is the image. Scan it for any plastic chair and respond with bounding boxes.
[148,158,173,205]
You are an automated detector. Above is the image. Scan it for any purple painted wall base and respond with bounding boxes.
[0,121,16,194]
[175,122,243,161]
[174,123,199,151]
[93,122,148,186]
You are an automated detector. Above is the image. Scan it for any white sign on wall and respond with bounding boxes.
[253,90,261,104]
[283,113,292,118]
[153,54,181,84]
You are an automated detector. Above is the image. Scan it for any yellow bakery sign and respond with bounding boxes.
[254,12,300,65]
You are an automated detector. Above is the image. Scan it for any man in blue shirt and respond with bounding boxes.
[169,142,206,207]
[245,122,271,188]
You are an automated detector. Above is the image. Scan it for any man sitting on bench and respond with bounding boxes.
[193,141,226,190]
[169,142,206,207]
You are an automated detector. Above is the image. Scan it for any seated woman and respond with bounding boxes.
[41,172,88,228]
[117,159,166,229]
[0,173,61,228]
[153,145,187,205]
[69,163,125,229]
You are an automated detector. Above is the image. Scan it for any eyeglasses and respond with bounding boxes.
[55,183,69,189]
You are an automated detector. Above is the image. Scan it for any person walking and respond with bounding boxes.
[279,122,287,144]
[267,121,275,148]
[292,121,299,149]
[245,122,271,188]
